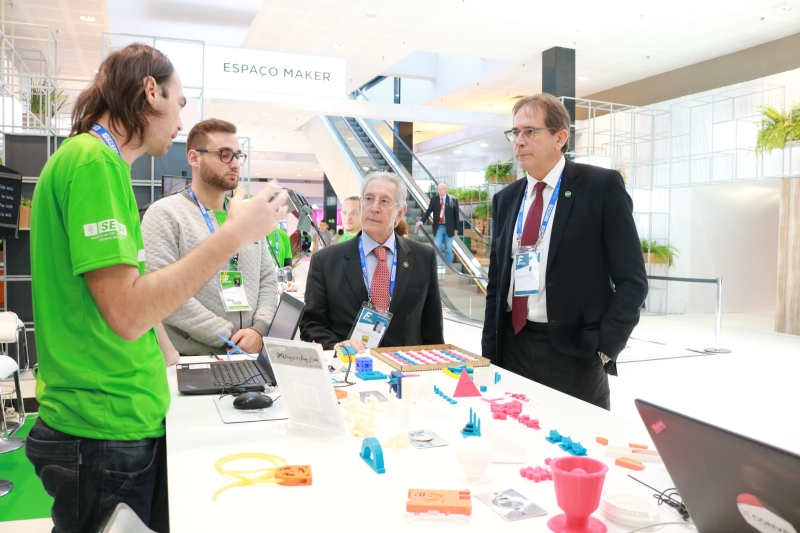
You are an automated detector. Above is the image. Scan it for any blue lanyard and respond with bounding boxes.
[516,173,562,247]
[357,235,397,310]
[92,124,120,157]
[187,188,238,268]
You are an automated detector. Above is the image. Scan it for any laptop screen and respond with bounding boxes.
[266,292,305,340]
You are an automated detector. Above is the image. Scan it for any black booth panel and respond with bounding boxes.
[154,142,190,182]
[131,155,152,180]
[5,231,31,276]
[133,185,153,211]
[7,279,33,323]
[4,135,65,177]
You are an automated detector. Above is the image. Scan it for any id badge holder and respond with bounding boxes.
[349,302,393,350]
[513,244,540,297]
[219,271,252,312]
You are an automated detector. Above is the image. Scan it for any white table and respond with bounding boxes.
[165,350,693,532]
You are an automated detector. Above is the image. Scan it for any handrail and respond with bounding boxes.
[354,88,491,249]
[646,275,730,354]
[416,227,488,281]
[339,118,382,172]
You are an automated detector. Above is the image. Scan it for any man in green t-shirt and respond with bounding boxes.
[268,227,292,268]
[337,195,361,243]
[25,44,287,533]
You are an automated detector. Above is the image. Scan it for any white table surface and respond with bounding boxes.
[165,349,694,532]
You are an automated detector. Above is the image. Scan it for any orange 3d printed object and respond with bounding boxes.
[213,453,311,501]
[406,489,473,516]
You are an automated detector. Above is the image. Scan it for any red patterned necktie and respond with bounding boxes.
[439,196,445,224]
[371,246,390,313]
[512,180,548,334]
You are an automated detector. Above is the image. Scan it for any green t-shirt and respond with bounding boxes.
[266,229,291,267]
[31,133,170,441]
[339,231,357,243]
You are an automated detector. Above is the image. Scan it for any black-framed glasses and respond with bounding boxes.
[196,149,247,164]
[504,127,556,143]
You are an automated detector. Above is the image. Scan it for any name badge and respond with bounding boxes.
[513,245,540,297]
[349,302,393,349]
[219,271,251,312]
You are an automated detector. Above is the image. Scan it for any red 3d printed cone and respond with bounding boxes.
[547,456,608,533]
[452,368,482,398]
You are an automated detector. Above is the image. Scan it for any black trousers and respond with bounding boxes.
[501,315,610,410]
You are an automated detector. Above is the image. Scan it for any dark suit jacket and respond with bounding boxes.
[481,159,647,376]
[300,231,444,349]
[421,194,460,237]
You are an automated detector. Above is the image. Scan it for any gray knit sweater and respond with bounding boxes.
[142,191,278,355]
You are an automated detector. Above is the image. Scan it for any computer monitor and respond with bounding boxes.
[266,292,306,340]
[161,174,190,198]
[0,166,23,238]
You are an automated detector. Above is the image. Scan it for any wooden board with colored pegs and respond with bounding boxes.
[369,344,491,372]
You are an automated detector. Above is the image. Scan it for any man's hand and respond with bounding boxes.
[225,182,289,248]
[231,328,263,354]
[337,339,366,354]
[415,221,423,227]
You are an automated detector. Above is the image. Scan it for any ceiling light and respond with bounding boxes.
[256,172,261,175]
[297,174,302,177]
[454,150,463,154]
[578,76,589,81]
[480,143,489,147]
[346,137,354,140]
[313,168,318,171]
[261,112,269,116]
[80,15,95,22]
[333,43,345,49]
[433,156,441,159]
[94,69,99,74]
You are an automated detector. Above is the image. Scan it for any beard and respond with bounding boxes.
[198,160,238,191]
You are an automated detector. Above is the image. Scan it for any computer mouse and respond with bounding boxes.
[232,392,273,410]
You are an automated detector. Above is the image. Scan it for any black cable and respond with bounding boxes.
[217,371,275,399]
[628,475,691,521]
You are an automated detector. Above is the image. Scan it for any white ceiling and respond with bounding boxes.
[6,0,800,181]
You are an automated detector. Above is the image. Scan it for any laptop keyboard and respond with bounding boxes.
[210,361,265,388]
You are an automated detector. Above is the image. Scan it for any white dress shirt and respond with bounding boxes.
[360,230,396,288]
[505,156,565,323]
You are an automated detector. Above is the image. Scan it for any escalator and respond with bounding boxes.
[314,113,491,324]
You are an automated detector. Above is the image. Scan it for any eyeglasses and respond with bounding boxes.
[504,127,556,143]
[361,195,399,210]
[195,149,248,164]
[340,209,360,217]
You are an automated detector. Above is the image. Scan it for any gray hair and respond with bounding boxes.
[360,171,407,208]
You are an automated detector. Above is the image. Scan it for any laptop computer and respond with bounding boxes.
[176,292,306,395]
[635,399,800,533]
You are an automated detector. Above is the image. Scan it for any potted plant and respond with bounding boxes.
[19,196,32,229]
[641,239,679,267]
[485,160,515,183]
[472,203,492,221]
[755,104,800,154]
[24,78,68,127]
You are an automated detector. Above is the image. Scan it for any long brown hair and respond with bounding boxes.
[70,43,175,148]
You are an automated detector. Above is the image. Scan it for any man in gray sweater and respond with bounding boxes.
[143,119,278,355]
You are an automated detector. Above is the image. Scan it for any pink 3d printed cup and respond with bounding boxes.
[547,456,608,533]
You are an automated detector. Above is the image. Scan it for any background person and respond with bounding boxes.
[300,172,444,352]
[338,195,361,243]
[417,182,459,265]
[481,94,647,410]
[142,118,278,355]
[26,44,287,533]
[312,220,332,252]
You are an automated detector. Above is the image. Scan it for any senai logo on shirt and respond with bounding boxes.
[83,219,128,239]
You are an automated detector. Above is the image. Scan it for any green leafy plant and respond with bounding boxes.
[291,242,305,268]
[755,104,800,154]
[641,239,679,267]
[25,78,68,117]
[485,160,514,182]
[20,196,32,208]
[472,203,492,220]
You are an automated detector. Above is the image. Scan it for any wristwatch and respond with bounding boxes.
[598,351,611,366]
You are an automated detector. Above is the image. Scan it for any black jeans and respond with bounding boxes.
[502,315,611,410]
[25,418,169,533]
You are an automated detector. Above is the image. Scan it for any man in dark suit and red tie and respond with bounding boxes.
[417,182,459,265]
[481,94,648,409]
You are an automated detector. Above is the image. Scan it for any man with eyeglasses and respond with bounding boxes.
[300,171,444,352]
[337,195,361,243]
[143,118,279,355]
[481,94,647,410]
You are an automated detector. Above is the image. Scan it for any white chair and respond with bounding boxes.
[99,503,156,533]
[0,312,30,372]
[0,354,25,499]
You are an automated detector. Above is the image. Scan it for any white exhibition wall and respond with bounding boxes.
[666,180,780,314]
